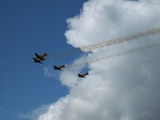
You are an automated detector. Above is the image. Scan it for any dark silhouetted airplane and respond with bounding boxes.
[54,64,65,71]
[33,58,43,64]
[35,53,47,60]
[78,72,89,78]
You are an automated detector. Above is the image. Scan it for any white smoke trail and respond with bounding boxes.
[48,48,81,57]
[90,56,160,75]
[45,28,160,60]
[67,42,160,68]
[81,28,160,52]
[45,49,81,60]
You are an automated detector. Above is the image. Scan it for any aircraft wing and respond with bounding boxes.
[35,53,40,58]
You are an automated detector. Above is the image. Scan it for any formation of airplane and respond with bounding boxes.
[78,72,89,78]
[53,64,89,78]
[33,53,89,78]
[33,53,47,64]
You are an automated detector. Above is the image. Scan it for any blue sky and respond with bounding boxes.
[0,0,87,119]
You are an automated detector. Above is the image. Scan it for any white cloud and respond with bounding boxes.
[18,105,49,120]
[43,66,61,79]
[44,67,54,78]
[18,96,69,120]
[38,96,69,120]
[30,0,160,120]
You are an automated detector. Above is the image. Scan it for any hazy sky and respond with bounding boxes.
[1,0,160,120]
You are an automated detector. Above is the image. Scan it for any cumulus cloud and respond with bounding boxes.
[31,0,160,120]
[44,66,61,79]
[18,105,49,120]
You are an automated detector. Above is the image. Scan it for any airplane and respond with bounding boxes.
[78,72,89,78]
[33,58,43,64]
[54,64,65,71]
[35,53,47,60]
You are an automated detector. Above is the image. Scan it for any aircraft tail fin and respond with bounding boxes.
[78,74,81,77]
[62,64,65,67]
[44,53,48,56]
